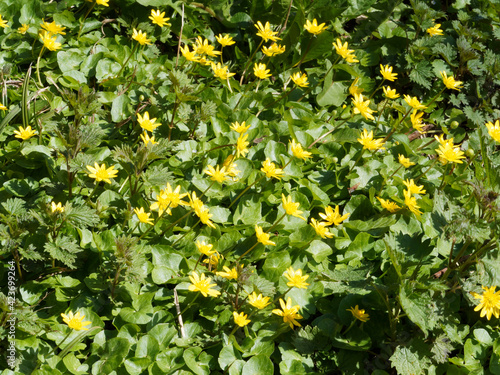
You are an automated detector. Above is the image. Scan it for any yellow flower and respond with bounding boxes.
[149,9,170,27]
[0,14,9,28]
[404,95,427,110]
[230,121,251,134]
[272,297,303,329]
[349,77,364,96]
[255,224,276,246]
[193,36,221,57]
[262,43,286,57]
[352,93,376,121]
[383,86,399,99]
[51,202,64,213]
[310,218,333,239]
[253,63,271,79]
[377,197,400,213]
[398,154,415,168]
[380,64,397,81]
[333,38,358,62]
[282,194,306,221]
[233,311,251,327]
[96,0,110,6]
[357,128,385,151]
[485,120,500,143]
[291,72,309,87]
[283,266,309,289]
[195,240,216,256]
[411,110,425,133]
[61,311,91,331]
[236,133,250,158]
[132,29,151,45]
[254,21,280,42]
[137,111,161,132]
[404,189,422,216]
[222,156,240,180]
[248,292,271,309]
[188,271,220,297]
[140,132,157,145]
[86,163,118,184]
[188,191,205,213]
[215,34,235,47]
[304,19,328,35]
[134,207,153,225]
[211,62,235,80]
[290,139,312,160]
[217,266,238,280]
[40,20,66,35]
[346,305,369,322]
[205,164,229,184]
[319,205,350,226]
[471,286,500,320]
[18,24,29,34]
[434,136,465,164]
[427,22,443,36]
[197,207,216,228]
[150,183,189,215]
[0,103,7,111]
[39,30,62,51]
[14,125,37,141]
[440,71,463,91]
[403,179,426,195]
[261,158,284,180]
[180,45,200,62]
[203,253,222,267]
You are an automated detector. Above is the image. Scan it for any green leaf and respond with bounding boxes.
[135,335,160,359]
[262,251,291,282]
[306,240,333,263]
[390,339,432,375]
[111,94,131,123]
[241,355,274,375]
[183,347,211,375]
[99,337,131,373]
[219,344,242,371]
[317,81,348,107]
[399,284,438,337]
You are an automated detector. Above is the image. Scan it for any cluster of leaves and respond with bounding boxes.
[1,0,500,374]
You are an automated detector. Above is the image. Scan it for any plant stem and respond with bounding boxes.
[347,149,365,175]
[228,175,265,209]
[116,42,139,78]
[239,40,264,85]
[77,2,96,40]
[36,46,46,86]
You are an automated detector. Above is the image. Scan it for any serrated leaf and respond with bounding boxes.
[409,61,433,89]
[390,340,432,375]
[44,236,82,268]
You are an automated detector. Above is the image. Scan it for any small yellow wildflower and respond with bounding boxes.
[261,158,284,180]
[197,207,216,228]
[134,207,154,225]
[195,240,216,256]
[253,63,271,79]
[217,266,238,280]
[282,194,306,221]
[188,271,220,297]
[352,93,376,121]
[215,34,235,47]
[440,71,463,91]
[333,38,358,62]
[291,72,309,87]
[132,29,151,45]
[255,224,276,246]
[150,183,189,215]
[411,110,425,133]
[272,297,303,329]
[290,139,312,160]
[398,154,415,168]
[137,111,161,132]
[404,189,422,216]
[304,19,328,35]
[204,164,229,184]
[61,311,91,331]
[380,64,397,81]
[51,202,64,213]
[18,24,29,34]
[96,0,110,6]
[377,197,401,213]
[149,9,170,27]
[262,43,286,57]
[310,218,334,239]
[14,126,37,141]
[485,120,500,143]
[211,62,235,80]
[0,104,7,111]
[193,36,220,57]
[248,292,271,309]
[349,78,364,96]
[427,22,443,36]
[254,21,280,42]
[0,14,9,28]
[140,132,157,145]
[180,45,200,62]
[203,253,222,267]
[40,20,66,35]
[357,129,385,151]
[383,86,400,99]
[434,135,465,164]
[86,163,118,184]
[233,311,251,327]
[471,286,500,320]
[39,30,62,51]
[236,133,250,158]
[347,305,370,322]
[403,179,426,195]
[319,205,350,226]
[230,121,251,134]
[404,95,427,110]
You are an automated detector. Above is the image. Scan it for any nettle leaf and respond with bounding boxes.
[399,284,440,337]
[431,334,455,364]
[409,61,433,89]
[65,203,100,228]
[44,236,82,268]
[432,43,458,66]
[463,106,485,126]
[390,339,432,375]
[2,197,26,216]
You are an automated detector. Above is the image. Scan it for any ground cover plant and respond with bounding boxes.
[1,0,500,373]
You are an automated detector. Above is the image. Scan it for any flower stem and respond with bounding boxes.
[347,149,365,175]
[77,2,96,40]
[36,46,46,86]
[239,40,264,85]
[228,175,265,209]
[116,42,139,78]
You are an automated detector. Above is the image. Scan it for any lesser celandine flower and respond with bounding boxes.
[333,38,358,62]
[193,36,220,57]
[40,20,66,35]
[51,202,64,213]
[233,311,251,327]
[304,19,328,35]
[404,189,422,216]
[398,154,415,168]
[203,253,222,267]
[357,129,385,151]
[230,121,250,134]
[140,132,157,145]
[14,126,37,140]
[134,207,153,225]
[150,183,189,215]
[383,86,399,99]
[188,271,220,297]
[188,191,204,213]
[471,286,500,320]
[347,305,369,322]
[211,62,235,80]
[404,95,427,110]
[434,135,465,164]
[310,218,333,239]
[95,0,110,6]
[254,21,280,42]
[283,267,310,289]
[272,297,303,329]
[236,133,250,158]
[196,240,216,256]
[204,164,228,184]
[290,139,312,160]
[349,78,364,96]
[352,93,376,121]
[248,292,271,309]
[149,9,170,27]
[319,205,350,226]
[411,110,425,133]
[253,63,271,79]
[61,311,91,331]
[377,197,400,213]
[137,111,161,132]
[403,179,426,195]
[380,64,397,81]
[427,22,443,36]
[217,266,238,280]
[282,194,306,221]
[440,71,463,91]
[215,34,235,46]
[485,120,500,143]
[262,43,285,57]
[180,45,200,62]
[255,224,276,246]
[261,158,283,180]
[291,72,309,87]
[132,29,151,45]
[86,163,118,184]
[0,14,9,28]
[197,207,216,228]
[0,103,7,111]
[39,30,62,51]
